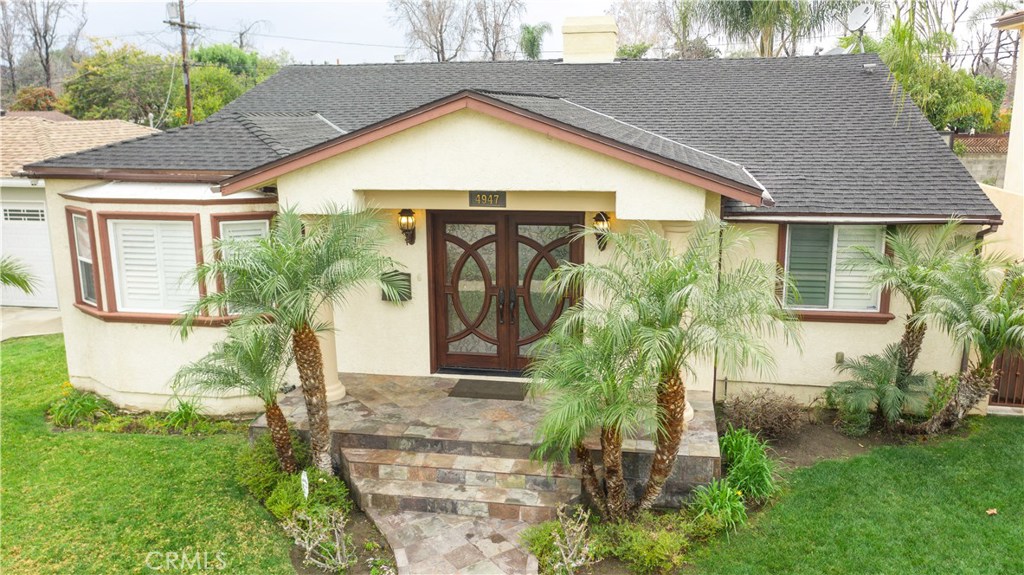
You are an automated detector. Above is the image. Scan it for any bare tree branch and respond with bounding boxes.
[389,0,476,62]
[474,0,523,61]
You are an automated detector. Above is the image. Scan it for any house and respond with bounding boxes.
[1,112,157,308]
[23,17,1005,419]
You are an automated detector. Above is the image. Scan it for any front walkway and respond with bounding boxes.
[255,373,720,575]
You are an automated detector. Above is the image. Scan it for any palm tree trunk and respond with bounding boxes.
[637,373,687,511]
[907,367,996,435]
[600,427,629,520]
[264,401,299,474]
[898,319,927,380]
[575,443,606,516]
[292,323,333,474]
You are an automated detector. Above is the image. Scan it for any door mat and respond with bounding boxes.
[448,378,528,401]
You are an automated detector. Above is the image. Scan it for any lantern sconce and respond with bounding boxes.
[593,211,610,251]
[398,209,416,245]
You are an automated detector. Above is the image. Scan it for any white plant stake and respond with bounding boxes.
[301,470,309,500]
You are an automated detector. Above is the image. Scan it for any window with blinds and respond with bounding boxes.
[110,220,198,314]
[71,214,97,305]
[785,224,884,312]
[218,219,270,314]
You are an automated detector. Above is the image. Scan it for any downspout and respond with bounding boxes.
[712,201,725,403]
[959,223,1001,372]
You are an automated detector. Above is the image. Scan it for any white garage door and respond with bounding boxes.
[2,201,59,308]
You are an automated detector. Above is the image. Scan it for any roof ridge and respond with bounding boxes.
[234,113,291,156]
[473,89,561,99]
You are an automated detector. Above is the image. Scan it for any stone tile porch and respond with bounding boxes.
[253,373,720,575]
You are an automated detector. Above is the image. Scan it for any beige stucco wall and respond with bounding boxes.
[276,108,710,221]
[1004,33,1024,198]
[718,222,968,404]
[980,183,1024,261]
[43,178,278,415]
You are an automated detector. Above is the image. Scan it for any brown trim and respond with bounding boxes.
[726,212,1004,226]
[792,310,895,324]
[219,91,765,205]
[23,167,233,183]
[994,9,1024,30]
[73,302,234,326]
[776,222,894,324]
[96,211,205,314]
[209,211,277,294]
[59,193,276,206]
[64,206,103,310]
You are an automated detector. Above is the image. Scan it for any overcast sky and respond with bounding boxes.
[75,0,863,64]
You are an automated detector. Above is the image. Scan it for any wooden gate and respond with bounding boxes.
[991,351,1024,407]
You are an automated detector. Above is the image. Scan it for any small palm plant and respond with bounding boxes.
[181,205,408,473]
[830,343,930,429]
[0,255,36,293]
[913,259,1024,434]
[174,322,299,473]
[851,220,978,381]
[533,215,795,517]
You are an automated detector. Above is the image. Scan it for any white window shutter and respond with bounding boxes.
[220,219,269,242]
[112,221,197,313]
[832,226,884,311]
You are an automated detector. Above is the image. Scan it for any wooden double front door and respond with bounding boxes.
[429,211,583,373]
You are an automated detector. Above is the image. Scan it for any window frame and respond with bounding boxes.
[65,206,103,309]
[777,224,894,324]
[209,212,276,312]
[97,212,206,316]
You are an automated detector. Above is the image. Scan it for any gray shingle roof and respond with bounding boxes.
[28,54,999,220]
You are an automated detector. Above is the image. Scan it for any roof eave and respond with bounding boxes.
[994,9,1024,29]
[723,212,1004,225]
[17,166,237,183]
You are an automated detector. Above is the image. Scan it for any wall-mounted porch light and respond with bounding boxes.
[593,211,610,251]
[398,209,416,245]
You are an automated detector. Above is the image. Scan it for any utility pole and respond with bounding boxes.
[164,1,199,124]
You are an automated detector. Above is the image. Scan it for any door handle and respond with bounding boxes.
[497,288,505,324]
[507,289,517,322]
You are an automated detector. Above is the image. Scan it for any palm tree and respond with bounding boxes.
[181,206,408,473]
[519,22,551,60]
[530,304,659,518]
[174,323,299,473]
[913,260,1024,434]
[831,343,930,428]
[536,215,795,516]
[0,256,36,293]
[701,1,850,58]
[851,221,978,381]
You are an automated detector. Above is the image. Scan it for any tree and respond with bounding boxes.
[174,323,299,473]
[9,85,56,110]
[533,217,794,518]
[852,221,979,382]
[0,255,35,293]
[389,0,476,62]
[193,44,261,76]
[913,260,1024,433]
[831,343,930,428]
[616,42,652,59]
[1,0,21,96]
[168,64,245,126]
[16,0,83,89]
[518,22,551,60]
[609,0,668,55]
[181,207,409,474]
[60,40,175,124]
[657,0,720,59]
[702,0,851,58]
[474,0,524,61]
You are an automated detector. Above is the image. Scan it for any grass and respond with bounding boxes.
[693,417,1024,575]
[0,335,294,574]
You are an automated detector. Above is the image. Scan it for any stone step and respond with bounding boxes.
[349,477,579,523]
[342,448,581,493]
[334,431,536,460]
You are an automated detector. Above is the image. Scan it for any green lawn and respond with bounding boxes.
[694,417,1024,575]
[0,335,293,574]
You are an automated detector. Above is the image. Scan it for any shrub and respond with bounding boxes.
[591,512,689,575]
[835,403,872,437]
[719,426,779,502]
[48,384,114,427]
[723,388,804,440]
[282,506,356,573]
[521,520,563,575]
[265,468,352,520]
[684,511,725,541]
[830,344,930,427]
[926,373,959,418]
[689,479,747,532]
[164,397,206,433]
[235,432,310,502]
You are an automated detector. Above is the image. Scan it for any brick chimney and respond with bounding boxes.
[562,16,618,64]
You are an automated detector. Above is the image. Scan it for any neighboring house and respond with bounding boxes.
[23,18,1005,415]
[0,113,157,308]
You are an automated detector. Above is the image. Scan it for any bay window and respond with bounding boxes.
[108,219,199,314]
